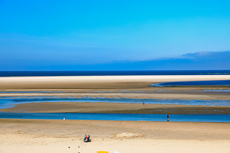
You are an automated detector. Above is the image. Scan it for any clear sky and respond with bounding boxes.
[0,0,230,70]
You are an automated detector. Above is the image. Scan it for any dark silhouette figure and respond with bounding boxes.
[167,114,169,122]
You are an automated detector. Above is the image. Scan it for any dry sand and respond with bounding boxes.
[0,119,230,153]
[0,75,229,89]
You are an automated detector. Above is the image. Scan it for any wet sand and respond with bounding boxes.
[1,102,230,114]
[0,119,230,153]
[1,75,230,101]
[1,75,229,114]
[1,90,230,100]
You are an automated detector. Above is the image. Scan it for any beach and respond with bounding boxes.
[0,119,230,153]
[0,75,230,153]
[2,0,230,152]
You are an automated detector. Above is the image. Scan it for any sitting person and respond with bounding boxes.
[84,133,90,142]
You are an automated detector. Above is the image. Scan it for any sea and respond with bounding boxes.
[0,70,230,122]
[0,70,230,77]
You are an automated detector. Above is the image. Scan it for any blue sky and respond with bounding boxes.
[0,0,230,70]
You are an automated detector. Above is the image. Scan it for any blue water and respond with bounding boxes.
[0,91,63,94]
[1,70,230,77]
[0,112,229,122]
[1,97,230,109]
[204,90,230,92]
[152,80,230,87]
[1,97,230,122]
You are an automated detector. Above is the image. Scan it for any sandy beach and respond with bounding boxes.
[0,119,230,153]
[0,75,230,153]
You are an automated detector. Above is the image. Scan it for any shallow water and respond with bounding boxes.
[151,80,230,87]
[1,96,230,122]
[0,91,63,94]
[0,112,229,122]
[1,97,230,109]
[204,89,230,92]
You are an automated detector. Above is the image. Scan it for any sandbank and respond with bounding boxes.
[1,102,230,114]
[0,75,229,89]
[1,91,230,100]
[1,75,229,100]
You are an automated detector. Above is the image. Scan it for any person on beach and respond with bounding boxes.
[142,101,145,106]
[167,114,169,122]
[84,133,91,142]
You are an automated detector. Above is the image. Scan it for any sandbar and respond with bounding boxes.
[0,75,229,89]
[1,102,230,114]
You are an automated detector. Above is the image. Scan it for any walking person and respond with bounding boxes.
[142,101,145,106]
[167,114,169,122]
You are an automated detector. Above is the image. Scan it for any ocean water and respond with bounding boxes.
[0,70,230,77]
